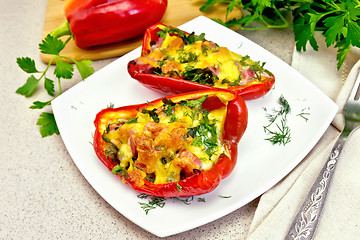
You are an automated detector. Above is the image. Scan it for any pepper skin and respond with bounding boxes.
[128,23,275,100]
[52,0,168,48]
[93,90,248,198]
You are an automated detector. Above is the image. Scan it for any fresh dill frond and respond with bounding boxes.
[264,95,291,128]
[173,196,194,205]
[137,194,166,215]
[297,107,311,121]
[264,119,291,145]
[263,95,291,146]
[278,95,291,116]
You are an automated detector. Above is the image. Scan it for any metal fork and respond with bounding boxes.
[285,69,360,240]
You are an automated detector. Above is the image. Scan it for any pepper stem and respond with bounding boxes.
[50,21,72,39]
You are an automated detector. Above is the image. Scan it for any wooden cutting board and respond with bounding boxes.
[41,0,241,63]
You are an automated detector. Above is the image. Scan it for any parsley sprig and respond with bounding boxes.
[200,0,360,70]
[16,34,94,137]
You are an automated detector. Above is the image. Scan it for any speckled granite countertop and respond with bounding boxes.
[0,1,294,239]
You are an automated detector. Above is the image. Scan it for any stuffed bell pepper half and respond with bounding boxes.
[128,23,275,100]
[93,90,247,198]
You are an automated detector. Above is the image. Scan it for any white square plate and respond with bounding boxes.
[52,16,338,237]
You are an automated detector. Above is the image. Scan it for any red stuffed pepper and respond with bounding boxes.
[128,23,275,100]
[51,0,168,48]
[93,90,247,198]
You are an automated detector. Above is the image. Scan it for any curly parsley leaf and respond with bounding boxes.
[36,112,60,137]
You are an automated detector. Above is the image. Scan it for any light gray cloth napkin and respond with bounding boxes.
[246,32,360,240]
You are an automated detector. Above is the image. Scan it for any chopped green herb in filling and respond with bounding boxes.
[102,95,227,185]
[138,26,273,88]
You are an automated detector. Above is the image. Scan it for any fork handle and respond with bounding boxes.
[285,133,347,240]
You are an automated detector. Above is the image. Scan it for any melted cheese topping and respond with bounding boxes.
[138,29,271,88]
[103,98,227,185]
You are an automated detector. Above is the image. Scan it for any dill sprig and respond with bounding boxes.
[137,194,207,214]
[263,95,291,146]
[264,119,291,145]
[173,196,194,205]
[297,107,311,121]
[137,194,166,215]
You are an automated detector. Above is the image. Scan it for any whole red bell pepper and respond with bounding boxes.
[128,23,275,100]
[93,90,247,198]
[51,0,168,48]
